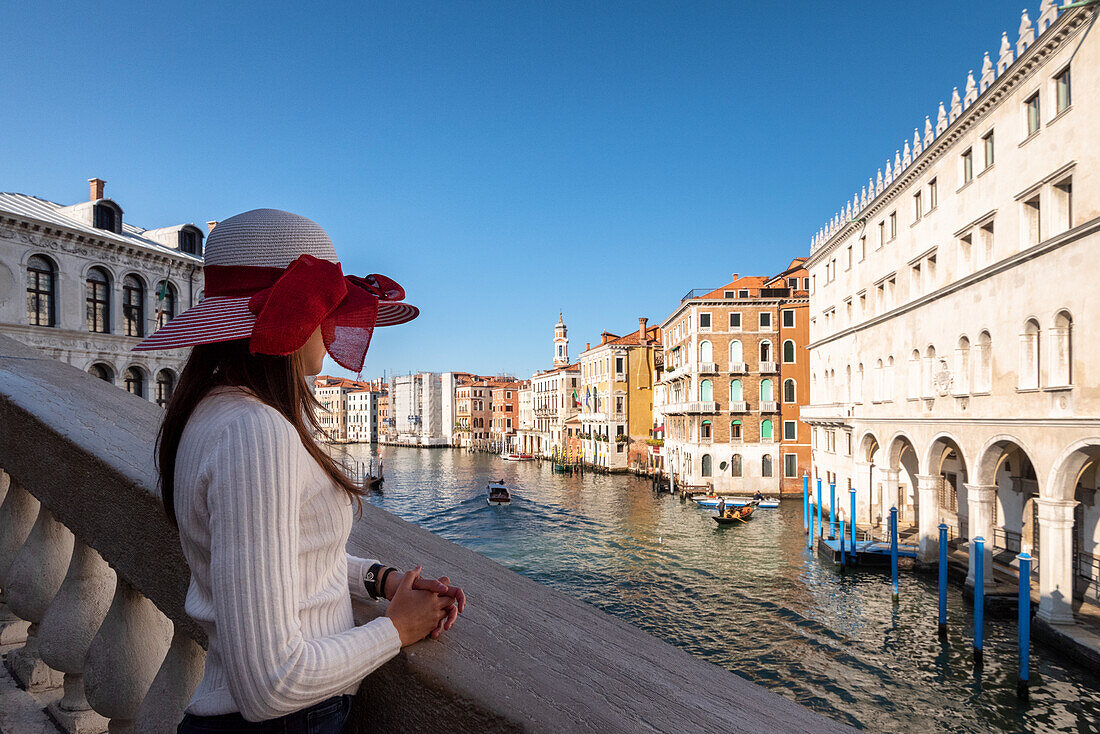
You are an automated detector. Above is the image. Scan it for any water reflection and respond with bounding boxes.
[345,446,1100,733]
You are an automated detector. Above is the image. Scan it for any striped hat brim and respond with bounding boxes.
[132,296,419,352]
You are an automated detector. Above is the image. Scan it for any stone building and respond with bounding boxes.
[802,3,1099,631]
[390,372,449,446]
[659,262,811,494]
[0,179,205,405]
[347,387,385,444]
[517,315,581,458]
[578,318,662,471]
[490,381,525,450]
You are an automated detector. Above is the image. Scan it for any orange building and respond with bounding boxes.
[490,381,525,449]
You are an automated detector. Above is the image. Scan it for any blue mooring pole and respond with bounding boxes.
[849,487,857,557]
[802,473,809,533]
[829,481,836,538]
[974,536,985,667]
[890,507,899,602]
[840,517,847,566]
[1018,552,1032,699]
[938,522,948,638]
[816,478,823,541]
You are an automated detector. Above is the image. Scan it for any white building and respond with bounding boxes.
[803,3,1099,633]
[390,372,448,446]
[347,388,382,443]
[0,179,205,405]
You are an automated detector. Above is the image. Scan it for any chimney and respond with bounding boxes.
[89,178,106,201]
[638,317,648,343]
[586,342,591,351]
[731,273,739,282]
[206,220,219,233]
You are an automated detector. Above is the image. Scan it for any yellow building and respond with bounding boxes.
[578,318,662,471]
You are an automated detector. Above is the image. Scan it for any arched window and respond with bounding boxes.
[782,339,796,363]
[887,356,895,398]
[123,367,145,398]
[955,336,971,394]
[122,275,145,337]
[730,379,742,402]
[86,267,111,333]
[1020,320,1040,389]
[701,454,712,477]
[760,340,772,362]
[760,379,773,402]
[976,331,992,392]
[88,363,113,383]
[908,349,921,399]
[26,255,56,327]
[729,340,743,366]
[730,420,742,441]
[1051,311,1072,386]
[761,419,773,440]
[784,378,795,403]
[923,346,937,396]
[156,281,177,328]
[844,365,852,402]
[762,455,773,477]
[699,340,712,363]
[699,379,713,402]
[93,202,119,232]
[855,364,864,404]
[156,369,175,408]
[701,420,712,439]
[874,359,884,402]
[731,454,742,476]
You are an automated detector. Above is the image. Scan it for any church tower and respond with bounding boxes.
[553,313,569,367]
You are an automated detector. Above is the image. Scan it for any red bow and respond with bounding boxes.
[204,254,406,372]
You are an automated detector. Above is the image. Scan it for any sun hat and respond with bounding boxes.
[132,208,417,372]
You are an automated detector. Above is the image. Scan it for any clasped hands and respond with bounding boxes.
[382,566,466,645]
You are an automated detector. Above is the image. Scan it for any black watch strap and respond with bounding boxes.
[365,563,384,599]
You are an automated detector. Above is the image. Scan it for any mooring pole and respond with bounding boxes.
[803,473,809,533]
[829,481,836,539]
[840,516,847,567]
[816,478,823,542]
[974,536,985,668]
[890,507,899,603]
[938,522,948,638]
[1018,552,1032,700]
[849,487,857,556]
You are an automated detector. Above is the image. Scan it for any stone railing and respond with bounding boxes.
[0,333,851,734]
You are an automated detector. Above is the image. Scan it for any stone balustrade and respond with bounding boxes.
[0,333,851,734]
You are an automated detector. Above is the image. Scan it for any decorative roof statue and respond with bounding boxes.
[903,140,911,168]
[949,86,962,122]
[936,101,949,135]
[1017,9,1035,56]
[997,31,1014,75]
[964,70,978,107]
[924,115,934,146]
[912,128,922,157]
[980,51,995,93]
[1039,0,1058,34]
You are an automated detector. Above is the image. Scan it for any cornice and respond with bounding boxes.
[808,7,1092,267]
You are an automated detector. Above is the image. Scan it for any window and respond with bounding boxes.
[122,275,144,337]
[731,453,742,476]
[1053,177,1073,234]
[782,340,796,363]
[698,340,712,363]
[615,357,624,375]
[782,310,794,328]
[738,289,749,298]
[1020,319,1040,390]
[1026,93,1040,136]
[762,455,773,477]
[980,221,995,265]
[889,212,897,240]
[1051,310,1072,387]
[88,363,113,383]
[93,204,117,232]
[775,453,798,482]
[1055,67,1071,114]
[699,313,711,330]
[783,379,795,403]
[783,421,796,440]
[761,419,773,440]
[913,191,922,222]
[730,380,742,402]
[962,148,974,183]
[701,454,712,477]
[723,290,736,298]
[179,229,201,255]
[929,179,938,210]
[1023,194,1041,245]
[124,367,145,398]
[760,379,773,402]
[878,221,885,247]
[729,312,742,330]
[759,340,772,362]
[802,277,809,290]
[729,340,742,366]
[955,336,971,394]
[26,255,56,327]
[86,267,111,333]
[982,131,994,169]
[156,369,175,408]
[699,379,713,402]
[759,312,772,330]
[701,421,712,439]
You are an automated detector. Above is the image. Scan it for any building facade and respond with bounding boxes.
[803,4,1099,630]
[490,381,525,450]
[659,263,811,494]
[0,179,205,406]
[390,372,449,446]
[347,388,384,443]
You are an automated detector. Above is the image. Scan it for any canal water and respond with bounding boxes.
[343,445,1100,733]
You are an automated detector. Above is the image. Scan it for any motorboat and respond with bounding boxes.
[694,496,779,509]
[487,480,511,504]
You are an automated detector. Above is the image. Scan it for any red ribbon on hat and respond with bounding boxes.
[204,254,406,372]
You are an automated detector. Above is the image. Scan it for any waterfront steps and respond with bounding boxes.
[0,333,854,733]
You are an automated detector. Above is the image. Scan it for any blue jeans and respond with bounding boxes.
[176,694,353,733]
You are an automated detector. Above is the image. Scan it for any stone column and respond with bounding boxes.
[1036,497,1078,626]
[7,504,75,690]
[884,469,900,514]
[965,484,997,588]
[915,474,941,565]
[0,474,39,644]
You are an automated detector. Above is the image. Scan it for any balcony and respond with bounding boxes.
[660,364,688,383]
[610,412,626,423]
[759,401,779,412]
[759,361,778,373]
[580,412,607,422]
[698,436,713,445]
[698,362,719,374]
[0,334,841,733]
[728,362,748,374]
[728,401,748,412]
[661,401,720,415]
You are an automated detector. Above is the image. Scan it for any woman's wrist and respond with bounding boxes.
[383,567,402,600]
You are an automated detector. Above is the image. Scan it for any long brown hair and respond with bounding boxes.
[156,338,364,528]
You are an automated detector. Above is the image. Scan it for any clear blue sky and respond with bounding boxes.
[2,0,1025,380]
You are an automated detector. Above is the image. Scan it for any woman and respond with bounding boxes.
[134,209,465,732]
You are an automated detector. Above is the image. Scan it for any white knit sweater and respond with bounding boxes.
[173,385,401,720]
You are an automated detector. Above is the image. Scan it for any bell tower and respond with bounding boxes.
[554,313,569,367]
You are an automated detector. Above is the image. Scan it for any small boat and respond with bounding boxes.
[487,480,511,504]
[695,496,779,509]
[519,454,533,459]
[501,453,522,461]
[713,504,756,524]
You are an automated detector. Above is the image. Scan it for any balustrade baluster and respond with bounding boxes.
[135,629,206,734]
[84,578,173,734]
[7,503,74,690]
[39,540,115,733]
[0,471,38,644]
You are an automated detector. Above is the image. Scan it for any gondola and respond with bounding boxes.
[713,503,756,525]
[487,480,511,505]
